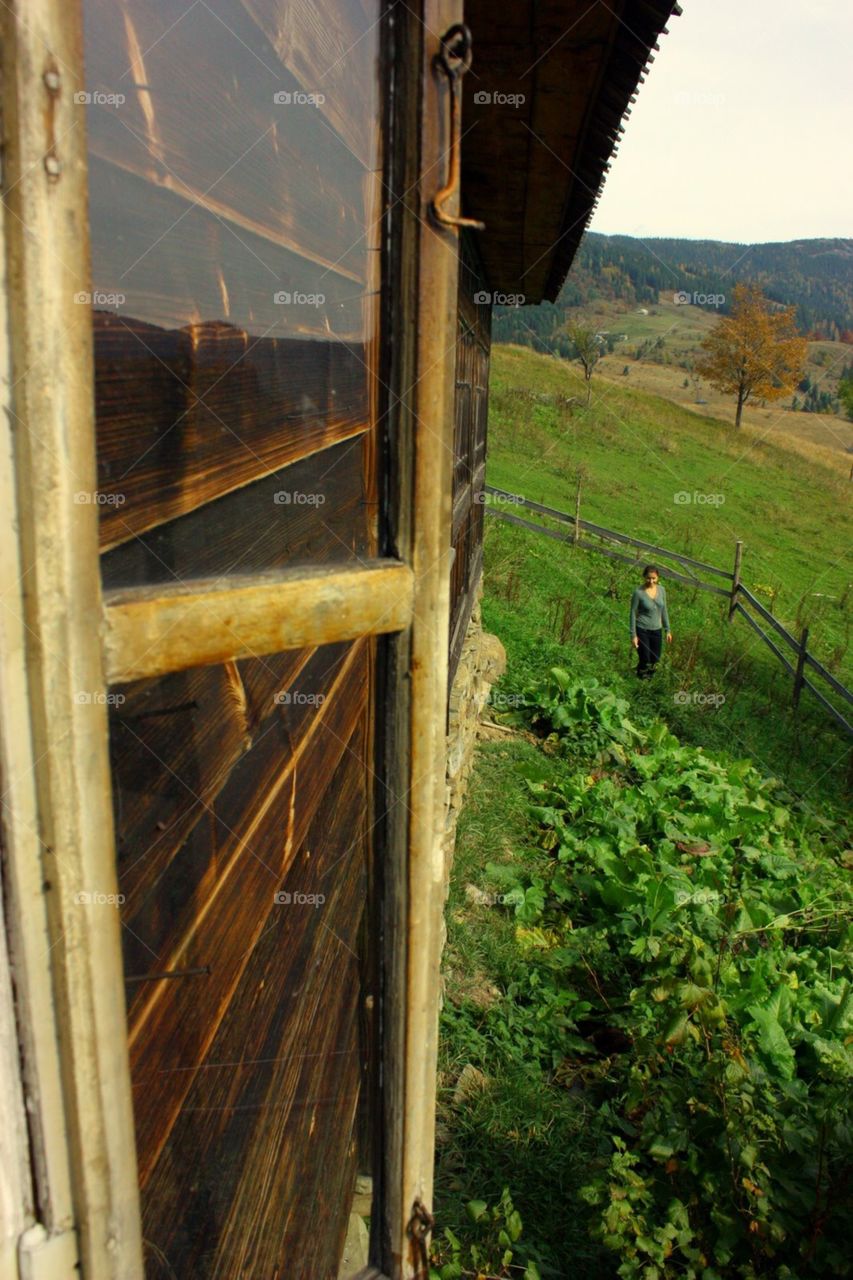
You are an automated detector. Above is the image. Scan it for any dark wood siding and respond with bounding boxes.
[83,1,384,1274]
[449,231,491,684]
[109,638,375,1278]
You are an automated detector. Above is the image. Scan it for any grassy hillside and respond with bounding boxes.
[431,344,852,1280]
[486,344,851,689]
[496,298,853,474]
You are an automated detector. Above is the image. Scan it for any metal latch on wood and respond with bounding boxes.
[430,25,485,232]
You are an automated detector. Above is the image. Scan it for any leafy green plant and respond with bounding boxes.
[429,1188,542,1280]
[487,676,853,1277]
[518,668,643,761]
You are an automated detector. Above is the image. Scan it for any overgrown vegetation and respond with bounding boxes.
[433,344,852,1278]
[434,675,851,1277]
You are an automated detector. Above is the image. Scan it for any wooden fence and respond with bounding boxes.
[484,484,853,738]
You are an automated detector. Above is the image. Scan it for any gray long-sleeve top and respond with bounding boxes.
[630,584,670,637]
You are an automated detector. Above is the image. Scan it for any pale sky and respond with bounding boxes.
[590,0,852,243]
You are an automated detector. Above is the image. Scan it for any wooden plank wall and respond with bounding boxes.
[110,637,375,1278]
[83,1,384,1275]
[448,230,491,684]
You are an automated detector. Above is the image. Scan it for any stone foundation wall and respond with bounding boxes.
[443,589,506,883]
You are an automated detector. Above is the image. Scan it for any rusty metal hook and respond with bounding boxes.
[430,25,485,233]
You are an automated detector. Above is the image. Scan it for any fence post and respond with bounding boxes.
[792,626,809,709]
[728,539,743,620]
[574,473,582,546]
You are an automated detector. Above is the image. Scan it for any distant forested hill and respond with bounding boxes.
[494,234,853,348]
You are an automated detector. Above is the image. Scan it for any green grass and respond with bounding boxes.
[547,296,851,398]
[436,740,611,1277]
[433,345,851,1277]
[488,347,850,665]
[480,517,849,818]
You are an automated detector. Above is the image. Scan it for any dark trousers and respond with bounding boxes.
[636,627,663,678]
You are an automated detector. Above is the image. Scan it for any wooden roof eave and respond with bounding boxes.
[461,0,681,302]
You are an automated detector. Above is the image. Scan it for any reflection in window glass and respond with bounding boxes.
[85,0,382,558]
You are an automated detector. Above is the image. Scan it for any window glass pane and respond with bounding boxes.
[109,638,377,1275]
[84,0,382,573]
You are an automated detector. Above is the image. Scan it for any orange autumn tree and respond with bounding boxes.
[696,283,807,428]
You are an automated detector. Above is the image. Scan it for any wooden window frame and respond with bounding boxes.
[0,0,461,1276]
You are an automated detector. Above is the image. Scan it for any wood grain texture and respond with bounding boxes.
[391,2,462,1267]
[103,559,412,682]
[241,0,382,167]
[93,311,370,548]
[449,233,490,685]
[1,0,145,1271]
[138,722,371,1278]
[121,638,371,1187]
[82,4,387,1274]
[373,0,422,1265]
[100,434,374,587]
[85,0,383,553]
[87,155,369,333]
[0,103,76,1239]
[113,642,348,974]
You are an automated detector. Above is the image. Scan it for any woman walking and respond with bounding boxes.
[630,565,672,678]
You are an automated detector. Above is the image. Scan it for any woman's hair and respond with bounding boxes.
[642,564,660,579]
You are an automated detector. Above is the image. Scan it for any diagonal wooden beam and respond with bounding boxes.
[102,560,414,684]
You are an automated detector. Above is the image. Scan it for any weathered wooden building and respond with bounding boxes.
[0,2,677,1277]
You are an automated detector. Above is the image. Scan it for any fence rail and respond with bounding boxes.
[483,484,852,739]
[736,585,800,651]
[486,487,732,579]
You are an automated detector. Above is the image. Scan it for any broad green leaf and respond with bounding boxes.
[747,1005,796,1080]
[662,1011,688,1045]
[465,1199,488,1223]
